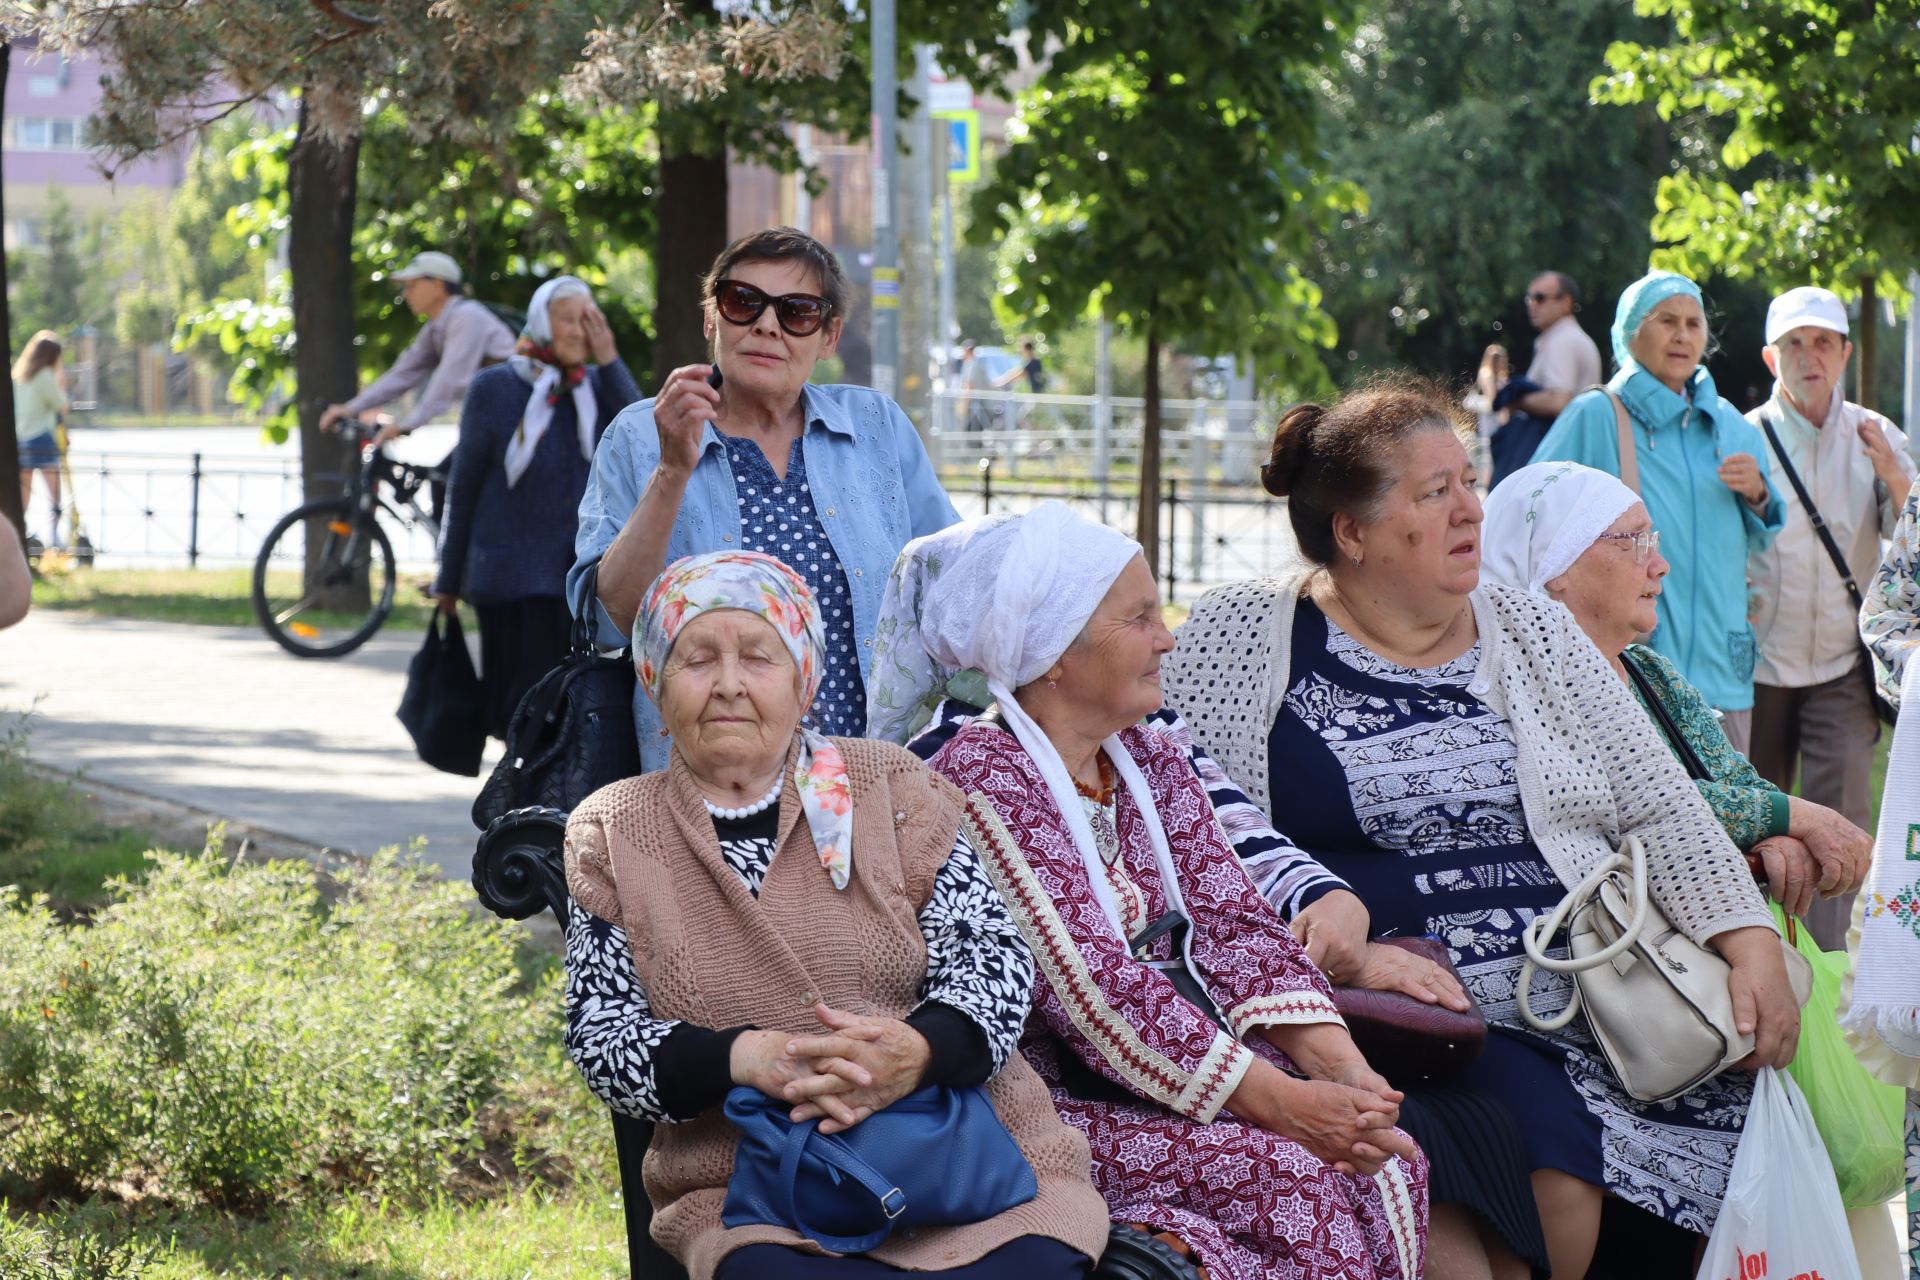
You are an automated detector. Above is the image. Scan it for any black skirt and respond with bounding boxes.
[1398,1083,1551,1279]
[474,596,573,741]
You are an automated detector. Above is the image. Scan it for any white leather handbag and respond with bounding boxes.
[1518,835,1812,1104]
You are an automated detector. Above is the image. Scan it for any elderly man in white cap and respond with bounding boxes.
[319,250,517,447]
[1745,284,1916,951]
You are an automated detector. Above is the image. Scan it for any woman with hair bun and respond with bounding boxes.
[1164,378,1798,1280]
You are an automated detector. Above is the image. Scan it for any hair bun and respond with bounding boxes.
[1261,402,1326,497]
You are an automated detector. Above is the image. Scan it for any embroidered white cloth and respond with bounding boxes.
[864,512,1016,745]
[1839,656,1920,1085]
[1481,460,1641,595]
[874,501,1185,944]
[503,275,597,488]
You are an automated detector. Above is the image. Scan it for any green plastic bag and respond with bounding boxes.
[1775,903,1904,1208]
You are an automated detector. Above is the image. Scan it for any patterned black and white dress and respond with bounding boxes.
[564,782,1036,1122]
[1267,598,1752,1235]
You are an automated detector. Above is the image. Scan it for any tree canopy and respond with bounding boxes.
[1595,0,1920,404]
[973,0,1362,555]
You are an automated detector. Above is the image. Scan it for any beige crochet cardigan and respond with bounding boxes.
[1162,570,1777,947]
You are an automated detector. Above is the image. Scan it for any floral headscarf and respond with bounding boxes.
[1612,269,1704,376]
[636,550,854,890]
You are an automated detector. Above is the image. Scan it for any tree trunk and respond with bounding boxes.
[287,95,365,606]
[652,143,730,391]
[1857,274,1878,412]
[1136,310,1162,577]
[0,39,21,544]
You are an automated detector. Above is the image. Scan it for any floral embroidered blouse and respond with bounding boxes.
[1863,477,1920,706]
[1622,643,1791,849]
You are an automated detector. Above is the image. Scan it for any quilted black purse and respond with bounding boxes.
[471,562,641,831]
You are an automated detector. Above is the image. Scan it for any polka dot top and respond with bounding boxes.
[722,432,865,735]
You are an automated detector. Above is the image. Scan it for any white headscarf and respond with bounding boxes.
[866,501,1191,945]
[503,275,597,488]
[1481,461,1642,595]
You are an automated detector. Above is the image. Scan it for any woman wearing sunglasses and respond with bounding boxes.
[569,226,960,769]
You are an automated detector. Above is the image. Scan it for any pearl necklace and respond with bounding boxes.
[704,776,785,821]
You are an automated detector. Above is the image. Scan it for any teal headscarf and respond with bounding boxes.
[1611,269,1704,374]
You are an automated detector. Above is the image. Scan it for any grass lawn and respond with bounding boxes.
[0,727,160,914]
[18,1184,632,1280]
[29,567,441,633]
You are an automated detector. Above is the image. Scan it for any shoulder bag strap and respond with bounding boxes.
[1756,409,1866,612]
[1516,836,1652,1030]
[1603,387,1640,495]
[775,1121,904,1255]
[1622,654,1714,782]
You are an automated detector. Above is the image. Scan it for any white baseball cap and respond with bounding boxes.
[388,251,463,286]
[1765,286,1849,346]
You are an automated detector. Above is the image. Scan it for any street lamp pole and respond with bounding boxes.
[869,0,899,397]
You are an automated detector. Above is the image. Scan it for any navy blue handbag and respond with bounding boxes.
[720,1084,1038,1254]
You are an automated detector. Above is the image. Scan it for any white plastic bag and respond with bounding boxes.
[1697,1068,1862,1280]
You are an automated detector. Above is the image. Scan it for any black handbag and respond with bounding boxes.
[397,612,487,776]
[471,562,641,829]
[1756,410,1898,726]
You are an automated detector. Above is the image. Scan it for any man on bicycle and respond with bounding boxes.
[319,251,514,449]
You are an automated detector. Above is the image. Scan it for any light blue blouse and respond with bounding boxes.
[568,382,960,769]
[1531,365,1784,711]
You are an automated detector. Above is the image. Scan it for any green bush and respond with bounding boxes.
[0,1210,152,1280]
[0,839,598,1210]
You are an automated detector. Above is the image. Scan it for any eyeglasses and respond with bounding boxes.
[712,279,835,337]
[1526,291,1563,304]
[1594,529,1662,564]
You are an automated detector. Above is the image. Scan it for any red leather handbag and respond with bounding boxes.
[1330,937,1488,1083]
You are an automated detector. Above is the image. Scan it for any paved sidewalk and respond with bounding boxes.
[0,611,496,881]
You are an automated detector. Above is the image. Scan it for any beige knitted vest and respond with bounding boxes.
[565,735,1109,1280]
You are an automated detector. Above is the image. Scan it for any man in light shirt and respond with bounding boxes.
[1746,285,1915,950]
[319,251,515,447]
[1515,271,1602,415]
[1483,271,1604,485]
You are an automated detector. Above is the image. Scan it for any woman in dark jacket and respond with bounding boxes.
[435,275,643,737]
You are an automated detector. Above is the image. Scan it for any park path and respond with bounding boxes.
[0,610,494,882]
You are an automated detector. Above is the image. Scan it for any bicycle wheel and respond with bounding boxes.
[252,498,397,658]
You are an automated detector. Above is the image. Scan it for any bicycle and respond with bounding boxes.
[251,421,443,658]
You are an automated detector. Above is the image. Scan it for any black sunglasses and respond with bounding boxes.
[1526,290,1563,304]
[713,279,835,337]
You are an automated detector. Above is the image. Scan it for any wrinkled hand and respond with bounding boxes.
[1715,926,1801,1070]
[1789,798,1872,898]
[1858,416,1910,492]
[1290,890,1371,985]
[1349,942,1472,1012]
[781,1002,931,1134]
[1750,835,1818,918]
[654,364,722,477]
[583,303,619,365]
[1718,452,1769,506]
[1231,1066,1416,1177]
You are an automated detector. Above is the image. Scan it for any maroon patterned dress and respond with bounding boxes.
[933,721,1428,1280]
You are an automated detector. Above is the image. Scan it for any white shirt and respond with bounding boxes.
[1746,385,1915,687]
[1525,314,1603,393]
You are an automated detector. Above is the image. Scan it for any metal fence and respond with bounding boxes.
[41,444,1301,600]
[33,450,443,572]
[926,391,1269,487]
[937,459,1302,602]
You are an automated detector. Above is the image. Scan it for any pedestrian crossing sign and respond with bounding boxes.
[934,109,980,183]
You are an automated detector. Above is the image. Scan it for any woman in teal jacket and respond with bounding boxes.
[1528,270,1784,748]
